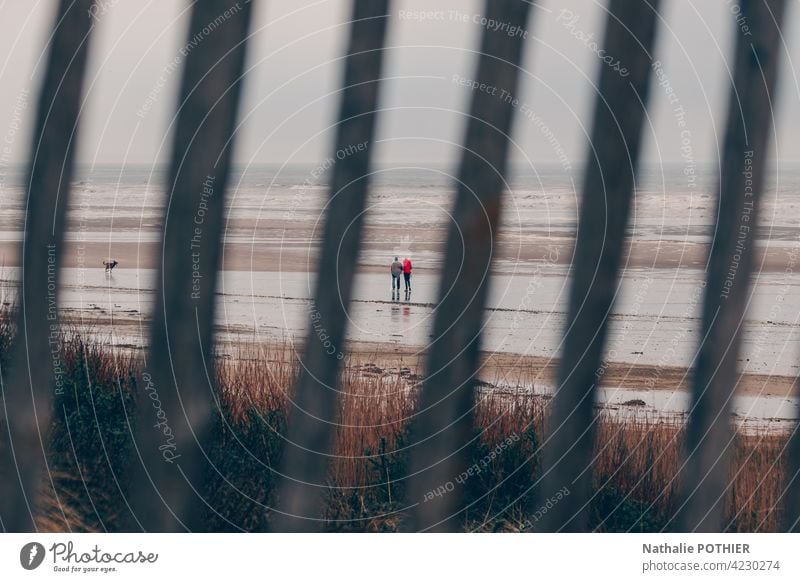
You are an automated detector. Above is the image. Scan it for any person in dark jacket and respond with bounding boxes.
[390,256,403,292]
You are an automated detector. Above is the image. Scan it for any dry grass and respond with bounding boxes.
[0,306,791,532]
[230,349,791,532]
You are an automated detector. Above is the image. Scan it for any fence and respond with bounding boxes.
[0,0,796,533]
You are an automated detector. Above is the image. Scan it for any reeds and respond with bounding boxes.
[0,307,789,532]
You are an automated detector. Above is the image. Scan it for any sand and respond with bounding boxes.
[1,224,799,274]
[53,304,799,402]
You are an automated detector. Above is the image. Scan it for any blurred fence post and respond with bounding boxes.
[788,405,800,531]
[0,0,96,533]
[271,0,390,532]
[538,0,660,532]
[407,0,532,532]
[676,0,787,532]
[127,0,253,532]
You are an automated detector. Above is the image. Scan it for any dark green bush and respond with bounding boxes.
[202,407,286,532]
[48,337,137,531]
[590,486,669,532]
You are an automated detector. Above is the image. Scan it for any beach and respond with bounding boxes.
[1,163,799,431]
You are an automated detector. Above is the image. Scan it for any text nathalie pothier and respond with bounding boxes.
[643,542,750,555]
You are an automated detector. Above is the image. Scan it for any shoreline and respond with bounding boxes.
[1,233,800,273]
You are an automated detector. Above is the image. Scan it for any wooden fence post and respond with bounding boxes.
[677,0,787,532]
[407,0,532,532]
[271,0,390,532]
[538,0,660,532]
[127,0,253,532]
[0,0,96,533]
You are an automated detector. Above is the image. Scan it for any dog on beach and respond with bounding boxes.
[103,259,119,272]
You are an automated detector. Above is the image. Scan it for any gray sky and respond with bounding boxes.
[1,0,798,168]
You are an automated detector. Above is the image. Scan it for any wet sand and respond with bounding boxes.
[55,306,799,402]
[335,341,798,400]
[1,231,799,275]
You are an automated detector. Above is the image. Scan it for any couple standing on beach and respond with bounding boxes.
[391,256,412,295]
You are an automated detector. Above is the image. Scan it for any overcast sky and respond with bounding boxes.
[1,0,798,169]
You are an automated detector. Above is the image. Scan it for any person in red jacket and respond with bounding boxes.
[402,257,412,292]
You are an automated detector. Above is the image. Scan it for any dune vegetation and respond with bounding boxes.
[0,304,790,532]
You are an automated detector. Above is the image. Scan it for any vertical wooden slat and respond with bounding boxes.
[127,0,253,532]
[270,0,390,532]
[406,0,532,532]
[537,0,660,532]
[788,411,800,531]
[0,0,96,533]
[677,0,786,532]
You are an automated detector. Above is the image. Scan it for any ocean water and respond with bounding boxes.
[4,162,800,249]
